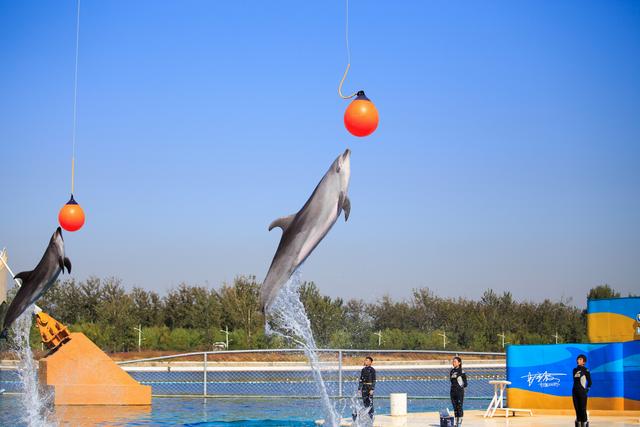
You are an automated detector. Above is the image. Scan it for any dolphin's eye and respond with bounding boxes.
[336,164,341,173]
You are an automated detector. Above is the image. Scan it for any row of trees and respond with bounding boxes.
[4,277,620,353]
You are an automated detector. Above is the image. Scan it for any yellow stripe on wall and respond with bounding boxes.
[587,312,638,343]
[506,388,640,411]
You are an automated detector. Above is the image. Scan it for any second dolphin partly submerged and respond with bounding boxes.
[260,149,352,312]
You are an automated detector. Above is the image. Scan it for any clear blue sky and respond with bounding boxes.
[1,1,639,305]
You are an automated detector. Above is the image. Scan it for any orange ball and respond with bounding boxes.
[58,195,85,232]
[344,91,379,137]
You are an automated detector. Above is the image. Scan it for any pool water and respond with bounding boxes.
[0,396,491,426]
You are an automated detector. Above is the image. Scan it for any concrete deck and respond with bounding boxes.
[318,410,640,426]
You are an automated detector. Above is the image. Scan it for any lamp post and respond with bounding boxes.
[220,325,231,349]
[134,324,143,352]
[438,331,447,349]
[497,332,510,349]
[374,330,382,347]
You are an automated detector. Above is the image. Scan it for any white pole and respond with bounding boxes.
[374,330,382,347]
[438,331,447,349]
[203,352,208,396]
[133,324,143,352]
[497,332,507,349]
[0,248,42,314]
[0,249,7,304]
[338,350,343,397]
[220,326,231,349]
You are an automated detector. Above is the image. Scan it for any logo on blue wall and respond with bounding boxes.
[520,371,567,388]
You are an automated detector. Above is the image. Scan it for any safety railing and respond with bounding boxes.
[112,349,506,399]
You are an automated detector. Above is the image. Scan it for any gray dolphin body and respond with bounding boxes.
[0,227,71,338]
[260,149,352,312]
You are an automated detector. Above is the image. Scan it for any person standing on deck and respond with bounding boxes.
[358,356,376,420]
[572,354,592,427]
[450,356,467,426]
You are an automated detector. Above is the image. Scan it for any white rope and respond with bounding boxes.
[71,0,81,195]
[338,0,358,99]
[345,0,351,66]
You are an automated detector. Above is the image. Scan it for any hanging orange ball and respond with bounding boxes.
[344,90,379,137]
[58,195,85,232]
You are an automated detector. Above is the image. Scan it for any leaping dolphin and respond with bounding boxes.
[260,148,351,312]
[0,227,71,338]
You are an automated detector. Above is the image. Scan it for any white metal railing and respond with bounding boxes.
[111,349,506,399]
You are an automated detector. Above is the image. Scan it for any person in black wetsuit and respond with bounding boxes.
[572,354,592,427]
[450,356,467,426]
[358,356,376,420]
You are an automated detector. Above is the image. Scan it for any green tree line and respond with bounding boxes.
[4,277,618,353]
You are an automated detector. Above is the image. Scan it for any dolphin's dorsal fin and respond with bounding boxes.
[342,196,351,221]
[14,270,32,283]
[269,214,295,232]
[64,257,72,274]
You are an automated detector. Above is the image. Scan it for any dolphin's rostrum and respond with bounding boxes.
[0,227,71,338]
[260,149,351,312]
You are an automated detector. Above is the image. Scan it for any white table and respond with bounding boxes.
[484,380,532,418]
[484,380,510,417]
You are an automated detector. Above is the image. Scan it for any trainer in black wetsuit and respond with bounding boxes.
[449,356,467,427]
[358,356,376,420]
[572,354,592,427]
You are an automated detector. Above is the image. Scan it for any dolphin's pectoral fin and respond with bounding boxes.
[14,270,32,283]
[268,214,295,232]
[337,192,351,221]
[64,257,72,274]
[342,196,351,221]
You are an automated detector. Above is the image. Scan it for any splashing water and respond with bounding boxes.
[348,388,374,427]
[266,271,341,427]
[11,307,55,427]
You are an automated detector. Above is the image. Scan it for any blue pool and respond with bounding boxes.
[0,396,492,426]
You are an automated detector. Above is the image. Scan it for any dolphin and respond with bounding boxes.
[0,227,71,338]
[260,148,351,312]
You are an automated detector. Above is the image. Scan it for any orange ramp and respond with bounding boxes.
[38,332,151,405]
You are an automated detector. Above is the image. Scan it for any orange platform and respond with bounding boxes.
[38,332,151,405]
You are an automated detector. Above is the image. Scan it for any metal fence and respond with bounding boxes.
[0,349,506,398]
[112,349,506,399]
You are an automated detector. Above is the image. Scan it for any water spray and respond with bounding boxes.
[266,271,342,427]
